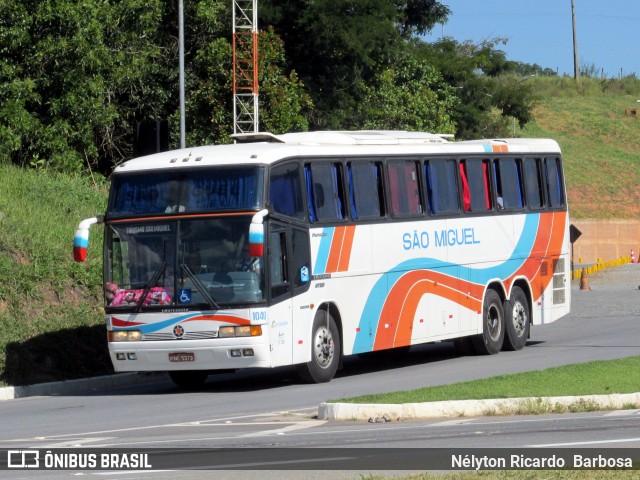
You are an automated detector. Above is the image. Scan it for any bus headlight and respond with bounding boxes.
[108,330,142,342]
[218,326,262,337]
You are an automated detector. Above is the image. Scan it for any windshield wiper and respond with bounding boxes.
[134,261,166,313]
[181,264,220,310]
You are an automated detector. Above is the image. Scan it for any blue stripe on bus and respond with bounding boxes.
[112,312,244,334]
[483,144,493,153]
[114,314,194,334]
[352,213,541,353]
[313,227,334,275]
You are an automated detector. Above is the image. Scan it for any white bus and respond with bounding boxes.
[74,131,571,388]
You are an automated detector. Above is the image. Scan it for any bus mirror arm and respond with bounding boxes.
[248,209,269,257]
[73,215,104,262]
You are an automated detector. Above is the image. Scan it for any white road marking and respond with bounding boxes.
[239,420,327,437]
[528,437,640,447]
[38,437,115,448]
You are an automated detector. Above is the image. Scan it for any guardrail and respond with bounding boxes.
[571,256,633,280]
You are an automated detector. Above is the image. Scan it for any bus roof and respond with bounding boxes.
[114,131,562,174]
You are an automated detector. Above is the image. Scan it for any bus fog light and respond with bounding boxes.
[230,349,242,358]
[127,352,137,360]
[242,349,254,357]
[116,353,126,361]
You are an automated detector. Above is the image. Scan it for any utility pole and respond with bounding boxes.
[232,0,259,134]
[571,0,580,81]
[179,0,186,148]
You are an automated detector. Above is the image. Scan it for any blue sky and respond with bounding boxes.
[423,0,640,77]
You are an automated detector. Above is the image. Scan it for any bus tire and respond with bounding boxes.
[169,370,209,389]
[296,310,340,383]
[472,289,504,355]
[503,286,530,351]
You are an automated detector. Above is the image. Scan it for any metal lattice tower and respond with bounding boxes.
[233,0,259,134]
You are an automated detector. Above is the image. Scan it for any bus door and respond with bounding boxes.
[267,220,312,367]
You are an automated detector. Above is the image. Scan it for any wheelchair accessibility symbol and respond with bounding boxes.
[179,289,192,304]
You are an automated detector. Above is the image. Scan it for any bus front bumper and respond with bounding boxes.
[108,339,272,372]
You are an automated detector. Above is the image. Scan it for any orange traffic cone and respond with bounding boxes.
[631,249,636,263]
[580,268,590,290]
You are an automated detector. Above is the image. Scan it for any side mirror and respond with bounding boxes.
[248,209,269,257]
[73,216,103,262]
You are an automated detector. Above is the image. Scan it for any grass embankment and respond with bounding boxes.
[334,357,640,412]
[0,164,109,386]
[1,77,640,387]
[522,77,640,219]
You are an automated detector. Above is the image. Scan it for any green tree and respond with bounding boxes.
[258,28,313,134]
[0,0,169,172]
[260,0,450,128]
[357,56,457,133]
[0,0,312,173]
[177,9,312,146]
[416,38,538,139]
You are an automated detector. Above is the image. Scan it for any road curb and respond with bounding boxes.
[0,372,166,401]
[318,392,640,421]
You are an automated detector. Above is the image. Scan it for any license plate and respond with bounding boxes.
[169,352,195,362]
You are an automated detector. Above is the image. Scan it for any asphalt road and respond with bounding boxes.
[0,264,639,478]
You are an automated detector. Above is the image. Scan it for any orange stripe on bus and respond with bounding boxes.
[373,270,482,351]
[337,226,356,271]
[325,227,346,273]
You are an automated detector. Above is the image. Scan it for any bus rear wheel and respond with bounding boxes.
[296,310,341,383]
[169,370,209,389]
[503,286,530,351]
[472,289,504,355]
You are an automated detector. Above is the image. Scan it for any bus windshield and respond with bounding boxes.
[105,217,264,310]
[108,166,264,217]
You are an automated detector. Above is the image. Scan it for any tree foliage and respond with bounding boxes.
[260,0,451,128]
[416,38,538,139]
[0,0,170,172]
[0,0,541,174]
[0,0,311,174]
[357,56,457,133]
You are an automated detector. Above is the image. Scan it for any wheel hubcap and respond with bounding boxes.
[512,302,527,336]
[487,304,501,341]
[313,325,334,369]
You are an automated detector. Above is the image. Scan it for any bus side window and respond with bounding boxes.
[306,163,345,222]
[523,157,544,209]
[291,228,311,290]
[493,158,524,210]
[269,164,305,220]
[269,230,289,299]
[425,159,459,214]
[544,157,564,208]
[460,159,492,212]
[348,162,383,220]
[388,160,422,217]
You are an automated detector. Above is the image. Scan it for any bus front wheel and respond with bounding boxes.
[472,289,504,355]
[296,310,341,383]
